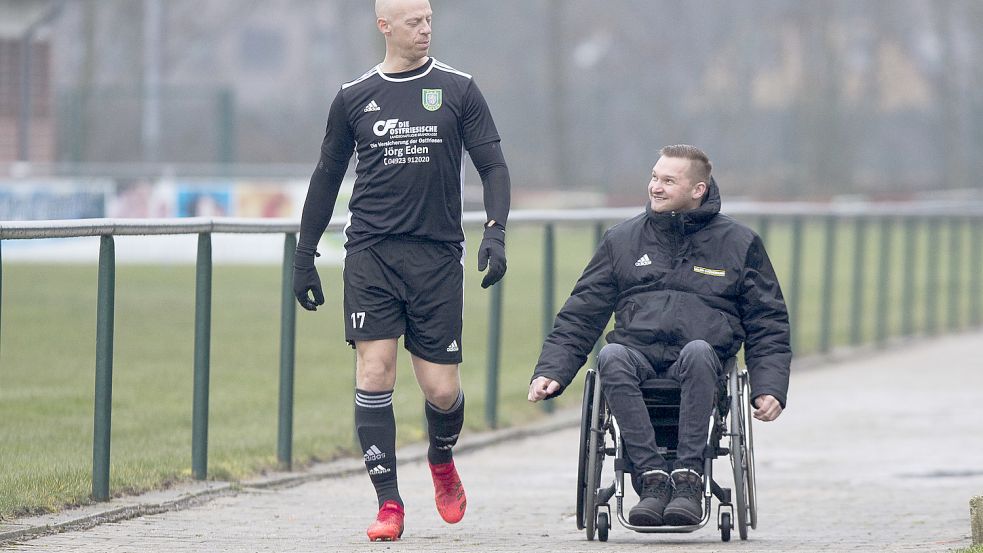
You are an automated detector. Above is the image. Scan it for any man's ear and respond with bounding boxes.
[692,180,707,200]
[377,17,389,35]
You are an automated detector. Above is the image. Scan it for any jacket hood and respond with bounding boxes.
[645,176,721,235]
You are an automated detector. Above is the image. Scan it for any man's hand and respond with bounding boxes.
[752,394,783,421]
[293,250,324,311]
[478,225,507,288]
[528,376,561,402]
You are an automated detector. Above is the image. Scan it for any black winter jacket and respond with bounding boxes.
[531,180,792,407]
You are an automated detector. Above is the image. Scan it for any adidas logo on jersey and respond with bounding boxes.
[635,254,652,267]
[364,445,386,462]
[446,340,459,353]
[368,464,390,475]
[363,100,381,112]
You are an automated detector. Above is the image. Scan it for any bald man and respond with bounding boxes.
[293,0,511,542]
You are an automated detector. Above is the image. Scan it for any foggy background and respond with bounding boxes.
[3,0,983,206]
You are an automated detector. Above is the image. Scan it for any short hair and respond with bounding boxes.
[659,144,711,184]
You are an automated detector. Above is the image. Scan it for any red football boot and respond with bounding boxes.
[366,500,404,541]
[429,460,467,524]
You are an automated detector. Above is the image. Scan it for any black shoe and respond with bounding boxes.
[663,469,703,526]
[627,470,671,526]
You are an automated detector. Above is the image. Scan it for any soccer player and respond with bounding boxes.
[292,0,511,542]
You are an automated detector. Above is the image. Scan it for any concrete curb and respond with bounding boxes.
[972,495,983,546]
[0,406,580,546]
[0,482,235,546]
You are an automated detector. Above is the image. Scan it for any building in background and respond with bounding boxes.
[2,0,983,202]
[0,0,59,163]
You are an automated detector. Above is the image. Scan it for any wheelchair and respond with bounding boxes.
[576,357,757,542]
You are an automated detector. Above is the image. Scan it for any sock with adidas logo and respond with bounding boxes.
[425,391,465,464]
[355,388,402,508]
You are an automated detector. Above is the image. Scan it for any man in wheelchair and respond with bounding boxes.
[528,145,791,528]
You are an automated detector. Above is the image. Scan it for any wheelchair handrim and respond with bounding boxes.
[576,371,594,530]
[739,371,758,529]
[729,366,750,540]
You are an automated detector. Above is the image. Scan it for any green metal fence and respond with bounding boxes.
[1,204,982,503]
[1,218,297,501]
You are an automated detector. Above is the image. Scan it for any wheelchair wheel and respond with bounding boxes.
[719,511,731,542]
[583,371,606,541]
[729,366,753,540]
[576,369,596,531]
[738,369,759,529]
[597,511,609,542]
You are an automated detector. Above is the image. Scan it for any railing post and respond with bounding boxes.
[591,222,605,362]
[788,216,804,353]
[278,233,297,469]
[541,224,555,414]
[948,218,962,331]
[92,235,115,501]
[758,215,771,247]
[901,216,917,336]
[875,217,892,345]
[925,217,940,336]
[972,217,982,328]
[192,233,212,480]
[352,352,359,448]
[485,280,503,429]
[850,217,866,346]
[819,215,836,354]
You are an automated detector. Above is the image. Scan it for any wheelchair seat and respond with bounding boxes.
[637,358,734,458]
[638,378,682,455]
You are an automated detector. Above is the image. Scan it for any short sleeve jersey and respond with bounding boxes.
[320,58,501,254]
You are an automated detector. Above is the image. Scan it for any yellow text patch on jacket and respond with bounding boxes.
[693,265,726,277]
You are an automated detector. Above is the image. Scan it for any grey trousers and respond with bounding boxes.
[597,341,722,475]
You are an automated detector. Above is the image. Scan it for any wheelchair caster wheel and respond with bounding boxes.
[719,511,731,542]
[597,511,609,542]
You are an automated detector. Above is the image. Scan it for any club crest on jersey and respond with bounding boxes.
[422,88,443,111]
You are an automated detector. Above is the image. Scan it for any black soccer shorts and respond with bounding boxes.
[343,236,464,365]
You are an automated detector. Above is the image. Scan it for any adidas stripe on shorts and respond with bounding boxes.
[343,236,464,365]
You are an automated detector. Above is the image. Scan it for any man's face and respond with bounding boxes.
[648,156,705,213]
[380,0,432,60]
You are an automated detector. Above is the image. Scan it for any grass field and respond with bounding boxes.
[1,218,980,519]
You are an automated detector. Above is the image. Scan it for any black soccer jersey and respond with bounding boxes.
[320,58,501,254]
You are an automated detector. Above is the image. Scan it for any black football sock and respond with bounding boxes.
[355,388,402,508]
[425,391,465,465]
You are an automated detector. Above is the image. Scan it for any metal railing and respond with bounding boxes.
[1,218,298,501]
[2,203,982,503]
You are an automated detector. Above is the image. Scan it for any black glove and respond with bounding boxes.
[477,225,507,288]
[293,247,324,311]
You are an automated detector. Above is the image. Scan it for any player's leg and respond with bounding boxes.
[412,358,464,464]
[411,357,467,524]
[403,240,467,524]
[355,339,401,502]
[355,339,405,541]
[344,244,408,541]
